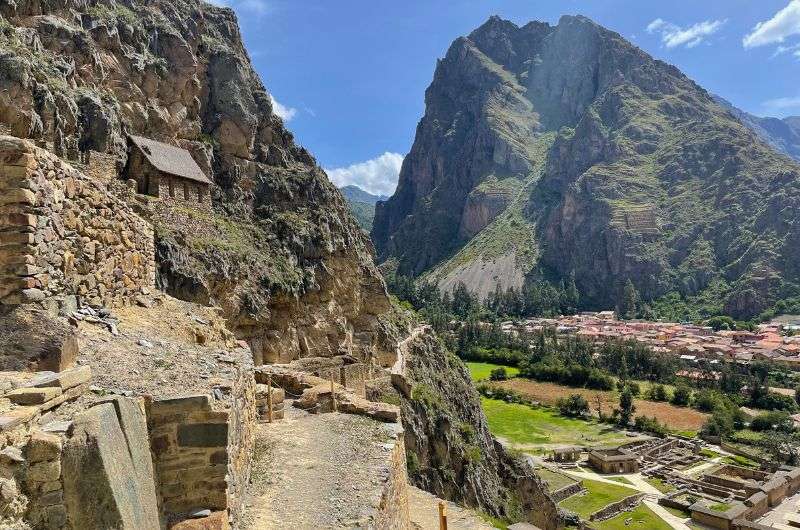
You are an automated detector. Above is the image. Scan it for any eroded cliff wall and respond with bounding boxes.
[0,0,396,364]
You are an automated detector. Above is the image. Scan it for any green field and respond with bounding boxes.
[466,362,520,381]
[645,477,675,494]
[609,476,634,485]
[535,467,577,492]
[559,479,637,518]
[721,454,760,468]
[597,504,672,530]
[480,398,629,449]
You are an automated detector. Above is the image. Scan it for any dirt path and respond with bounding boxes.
[408,486,497,530]
[241,403,401,529]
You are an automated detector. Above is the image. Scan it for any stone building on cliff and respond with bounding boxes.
[124,135,212,205]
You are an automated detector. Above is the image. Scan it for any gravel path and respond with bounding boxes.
[241,403,399,529]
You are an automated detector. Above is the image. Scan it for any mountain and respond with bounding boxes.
[340,184,389,204]
[713,96,800,162]
[340,185,389,231]
[372,15,800,319]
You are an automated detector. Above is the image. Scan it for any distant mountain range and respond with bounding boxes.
[339,185,389,231]
[371,15,800,320]
[713,96,800,162]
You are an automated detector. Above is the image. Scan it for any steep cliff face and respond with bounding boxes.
[0,0,395,363]
[391,327,560,528]
[372,17,545,276]
[373,15,800,318]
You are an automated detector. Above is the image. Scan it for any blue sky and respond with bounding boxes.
[215,0,800,195]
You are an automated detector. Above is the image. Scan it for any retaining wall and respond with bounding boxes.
[589,493,645,522]
[0,135,154,309]
[147,362,256,524]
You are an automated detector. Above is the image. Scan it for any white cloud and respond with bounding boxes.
[646,17,727,49]
[325,153,404,197]
[743,0,800,49]
[269,95,297,122]
[763,95,800,112]
[772,42,800,58]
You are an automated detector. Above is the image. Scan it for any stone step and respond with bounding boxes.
[5,386,62,405]
[27,365,91,391]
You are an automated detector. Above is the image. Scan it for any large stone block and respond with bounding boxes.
[62,397,160,530]
[26,431,62,463]
[0,306,79,372]
[6,386,61,405]
[31,365,90,390]
[177,423,228,447]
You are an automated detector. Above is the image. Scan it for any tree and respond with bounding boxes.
[563,272,580,314]
[616,387,636,426]
[618,279,639,320]
[558,394,590,418]
[671,384,691,406]
[706,316,736,331]
[452,282,476,317]
[702,410,734,438]
[593,393,605,420]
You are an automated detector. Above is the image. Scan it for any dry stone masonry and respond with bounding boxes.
[0,136,155,310]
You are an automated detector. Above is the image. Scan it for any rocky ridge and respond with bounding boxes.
[713,95,800,163]
[373,15,800,318]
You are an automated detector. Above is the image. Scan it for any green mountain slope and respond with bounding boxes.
[339,185,388,231]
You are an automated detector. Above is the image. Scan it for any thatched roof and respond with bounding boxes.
[128,135,211,184]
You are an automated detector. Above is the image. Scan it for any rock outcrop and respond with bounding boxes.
[0,0,395,366]
[390,327,560,528]
[373,15,800,318]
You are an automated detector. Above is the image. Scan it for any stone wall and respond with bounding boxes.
[148,395,230,517]
[23,431,67,529]
[589,493,645,522]
[155,174,211,206]
[551,481,585,503]
[226,362,257,524]
[0,136,155,309]
[374,432,411,529]
[147,366,256,525]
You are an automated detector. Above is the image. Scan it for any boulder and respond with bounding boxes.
[62,397,160,530]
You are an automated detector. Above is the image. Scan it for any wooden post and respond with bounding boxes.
[267,375,273,423]
[438,501,447,530]
[330,375,337,413]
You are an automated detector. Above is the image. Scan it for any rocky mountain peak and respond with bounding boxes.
[373,14,800,318]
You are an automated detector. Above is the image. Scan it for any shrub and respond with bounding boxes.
[647,384,668,402]
[750,411,794,433]
[557,394,590,418]
[671,384,692,406]
[489,367,508,381]
[634,415,668,436]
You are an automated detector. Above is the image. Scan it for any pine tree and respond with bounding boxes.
[617,386,636,426]
[618,279,639,320]
[565,272,580,314]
